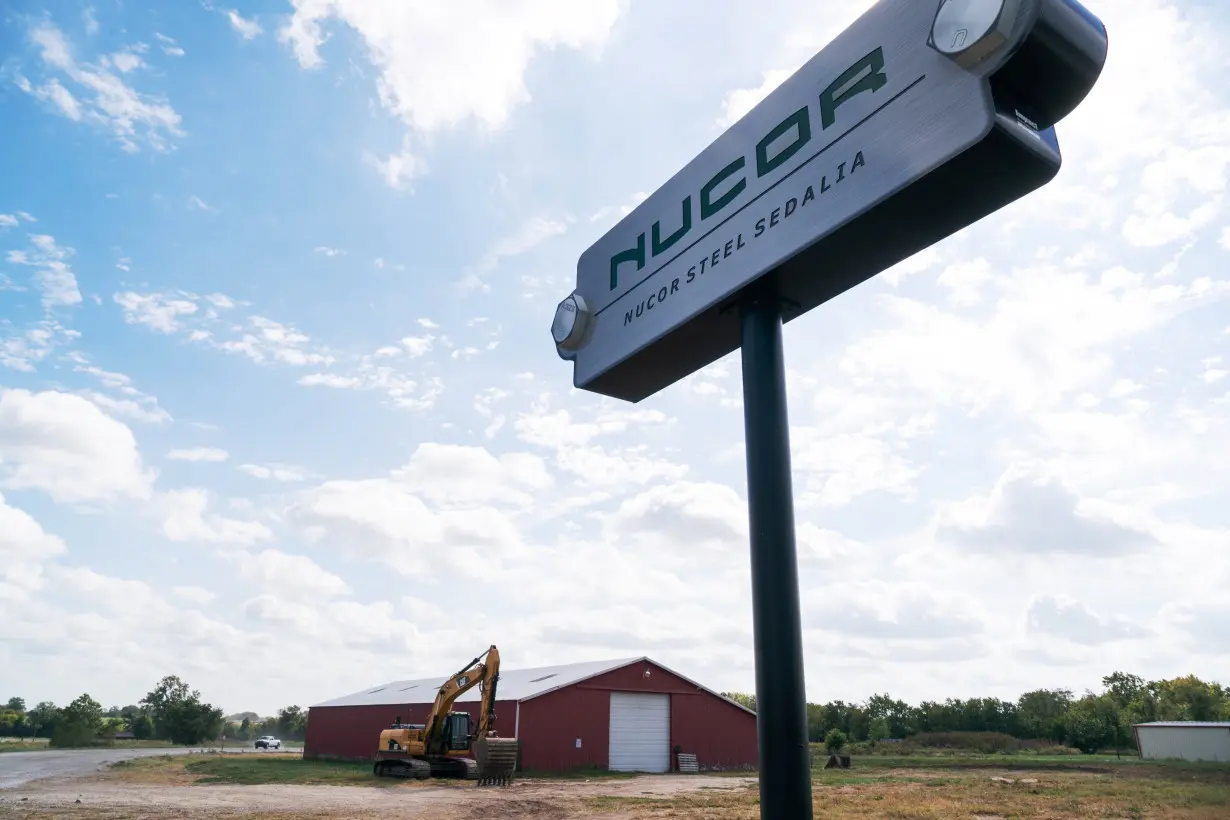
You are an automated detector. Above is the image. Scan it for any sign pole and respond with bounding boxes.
[738,290,812,819]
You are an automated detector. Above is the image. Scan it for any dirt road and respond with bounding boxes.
[0,770,757,818]
[0,747,270,790]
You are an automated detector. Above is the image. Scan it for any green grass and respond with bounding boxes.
[185,756,374,785]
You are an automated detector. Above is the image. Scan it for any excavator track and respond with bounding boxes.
[373,757,431,779]
[474,736,518,786]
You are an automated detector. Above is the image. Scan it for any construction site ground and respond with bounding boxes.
[1,752,1227,818]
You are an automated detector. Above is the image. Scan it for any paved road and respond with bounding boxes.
[0,746,267,790]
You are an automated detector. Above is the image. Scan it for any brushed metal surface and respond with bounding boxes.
[559,0,1104,402]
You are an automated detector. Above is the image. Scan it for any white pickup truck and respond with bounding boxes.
[254,735,281,750]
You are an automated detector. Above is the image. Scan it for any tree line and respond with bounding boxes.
[722,671,1229,754]
[0,675,308,747]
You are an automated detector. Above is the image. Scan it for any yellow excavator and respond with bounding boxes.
[372,644,519,786]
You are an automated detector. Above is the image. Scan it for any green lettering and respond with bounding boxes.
[652,196,692,256]
[700,157,746,220]
[756,106,811,177]
[609,232,645,291]
[819,47,887,130]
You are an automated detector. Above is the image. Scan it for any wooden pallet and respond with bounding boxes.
[677,753,699,773]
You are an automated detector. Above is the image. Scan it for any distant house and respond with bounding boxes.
[113,731,136,740]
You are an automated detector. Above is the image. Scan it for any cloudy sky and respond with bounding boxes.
[1,0,1227,717]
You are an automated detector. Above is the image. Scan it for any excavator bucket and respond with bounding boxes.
[473,735,518,786]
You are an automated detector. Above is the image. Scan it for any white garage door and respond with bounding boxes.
[608,692,670,772]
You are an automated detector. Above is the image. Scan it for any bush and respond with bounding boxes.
[908,732,1025,754]
[824,729,848,754]
[49,721,101,748]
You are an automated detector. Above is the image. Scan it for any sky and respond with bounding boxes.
[0,0,1228,718]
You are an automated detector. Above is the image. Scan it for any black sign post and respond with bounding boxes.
[738,291,812,818]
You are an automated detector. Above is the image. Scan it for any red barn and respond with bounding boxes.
[304,656,757,773]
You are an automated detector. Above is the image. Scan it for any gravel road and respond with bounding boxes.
[0,746,265,790]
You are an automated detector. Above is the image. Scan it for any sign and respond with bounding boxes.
[552,0,1108,402]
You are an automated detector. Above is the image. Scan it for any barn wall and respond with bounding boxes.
[303,699,518,761]
[670,687,758,770]
[518,660,757,772]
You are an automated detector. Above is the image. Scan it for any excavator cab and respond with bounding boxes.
[445,712,473,752]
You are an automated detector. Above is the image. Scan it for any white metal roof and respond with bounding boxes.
[312,656,642,708]
[311,655,756,716]
[1134,721,1230,728]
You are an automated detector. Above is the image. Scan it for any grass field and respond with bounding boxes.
[590,757,1230,819]
[94,751,1230,818]
[108,753,637,786]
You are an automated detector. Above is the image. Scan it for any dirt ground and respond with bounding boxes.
[3,755,1227,819]
[0,770,758,819]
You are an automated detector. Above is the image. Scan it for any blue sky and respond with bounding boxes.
[1,0,1229,717]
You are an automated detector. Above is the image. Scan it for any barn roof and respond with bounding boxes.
[311,656,641,708]
[310,655,756,715]
[1133,721,1230,728]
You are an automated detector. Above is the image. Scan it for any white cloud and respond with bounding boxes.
[172,585,216,605]
[167,447,230,463]
[1026,595,1150,646]
[155,488,272,546]
[21,22,184,152]
[107,51,144,73]
[0,388,155,504]
[5,233,82,309]
[114,291,199,333]
[231,549,350,600]
[461,214,569,292]
[226,9,263,40]
[0,492,67,598]
[936,466,1156,557]
[239,463,311,482]
[280,0,627,184]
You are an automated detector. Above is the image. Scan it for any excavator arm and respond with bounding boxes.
[421,645,502,755]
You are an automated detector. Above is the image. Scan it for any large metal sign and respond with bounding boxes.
[553,0,1108,403]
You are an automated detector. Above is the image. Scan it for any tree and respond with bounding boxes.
[1063,695,1118,754]
[6,697,25,712]
[51,694,105,748]
[27,702,59,738]
[127,713,154,740]
[276,706,308,741]
[824,728,847,755]
[868,717,890,745]
[722,692,757,712]
[140,676,224,745]
[1016,689,1072,742]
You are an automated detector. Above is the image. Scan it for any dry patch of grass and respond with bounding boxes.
[585,760,1230,820]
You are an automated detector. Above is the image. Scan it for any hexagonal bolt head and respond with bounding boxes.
[552,293,593,358]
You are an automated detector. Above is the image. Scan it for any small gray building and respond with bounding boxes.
[1133,721,1230,762]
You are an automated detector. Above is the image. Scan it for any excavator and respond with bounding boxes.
[372,644,519,786]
